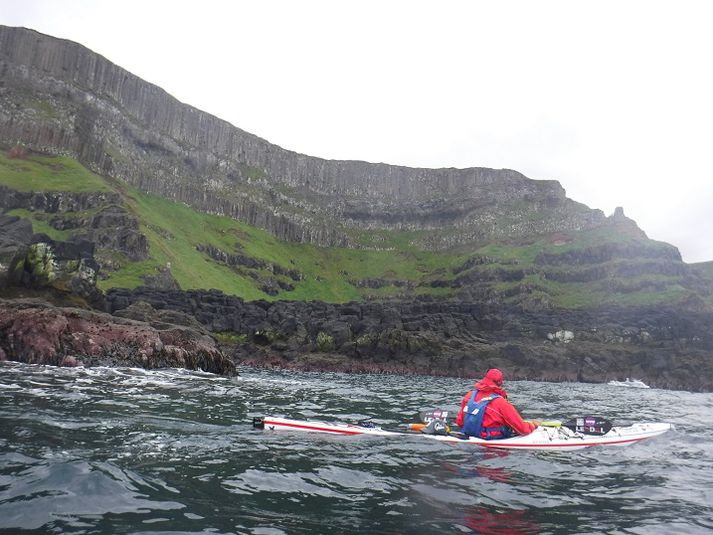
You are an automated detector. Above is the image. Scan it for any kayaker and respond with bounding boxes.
[455,368,541,439]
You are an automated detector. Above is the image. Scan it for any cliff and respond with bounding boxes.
[0,25,706,306]
[105,287,713,392]
[0,25,606,250]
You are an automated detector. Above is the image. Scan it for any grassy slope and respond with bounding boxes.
[121,188,470,301]
[0,152,111,192]
[0,151,702,306]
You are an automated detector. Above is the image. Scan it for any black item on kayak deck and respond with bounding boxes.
[562,416,613,435]
[357,420,378,428]
[420,418,449,435]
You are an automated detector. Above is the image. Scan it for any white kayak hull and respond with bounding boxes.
[256,417,671,451]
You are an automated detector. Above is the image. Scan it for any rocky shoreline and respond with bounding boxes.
[102,288,713,392]
[1,287,711,390]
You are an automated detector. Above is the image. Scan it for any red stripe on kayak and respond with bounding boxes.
[263,419,365,435]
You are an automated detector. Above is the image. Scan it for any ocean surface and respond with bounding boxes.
[1,362,712,534]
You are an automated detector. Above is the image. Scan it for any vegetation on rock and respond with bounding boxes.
[1,149,711,308]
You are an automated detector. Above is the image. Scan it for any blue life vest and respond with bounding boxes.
[461,392,512,440]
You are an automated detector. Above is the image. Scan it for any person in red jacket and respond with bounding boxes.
[455,369,541,439]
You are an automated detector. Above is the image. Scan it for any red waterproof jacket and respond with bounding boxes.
[455,377,536,437]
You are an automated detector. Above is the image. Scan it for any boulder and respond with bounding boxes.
[8,234,103,306]
[0,299,235,375]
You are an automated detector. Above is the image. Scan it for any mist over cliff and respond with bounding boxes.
[0,24,614,250]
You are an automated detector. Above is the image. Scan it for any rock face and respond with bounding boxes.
[106,288,713,392]
[76,205,149,261]
[0,186,150,264]
[0,213,104,306]
[0,186,122,214]
[0,214,33,288]
[19,235,101,300]
[0,25,607,250]
[0,299,235,375]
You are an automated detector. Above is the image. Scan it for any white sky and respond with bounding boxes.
[2,0,712,263]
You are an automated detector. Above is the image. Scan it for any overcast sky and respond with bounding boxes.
[3,1,712,262]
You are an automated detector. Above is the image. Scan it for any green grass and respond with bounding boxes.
[5,208,71,241]
[96,259,160,290]
[474,240,547,265]
[492,269,692,308]
[0,151,111,192]
[692,261,713,280]
[608,285,689,306]
[113,188,476,301]
[117,190,266,299]
[238,163,268,181]
[213,332,248,344]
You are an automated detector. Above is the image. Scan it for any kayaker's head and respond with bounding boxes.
[485,368,503,386]
[474,368,507,396]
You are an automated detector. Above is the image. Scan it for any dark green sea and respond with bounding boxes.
[1,362,711,534]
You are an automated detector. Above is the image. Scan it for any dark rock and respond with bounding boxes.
[453,255,503,274]
[319,320,353,348]
[49,215,84,231]
[197,244,267,270]
[75,206,149,261]
[1,225,104,306]
[0,186,149,267]
[105,287,713,391]
[196,244,303,289]
[0,214,33,287]
[89,205,139,230]
[140,266,180,291]
[0,186,122,214]
[114,300,208,334]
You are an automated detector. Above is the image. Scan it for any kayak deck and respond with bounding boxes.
[254,416,671,450]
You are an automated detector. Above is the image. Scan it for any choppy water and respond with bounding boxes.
[1,362,712,534]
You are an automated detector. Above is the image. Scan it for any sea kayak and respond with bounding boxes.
[253,416,671,451]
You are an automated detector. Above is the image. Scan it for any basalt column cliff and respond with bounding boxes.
[0,25,607,250]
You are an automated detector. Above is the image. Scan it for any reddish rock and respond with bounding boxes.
[0,299,235,375]
[60,355,83,367]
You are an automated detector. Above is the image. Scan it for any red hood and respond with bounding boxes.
[474,377,508,398]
